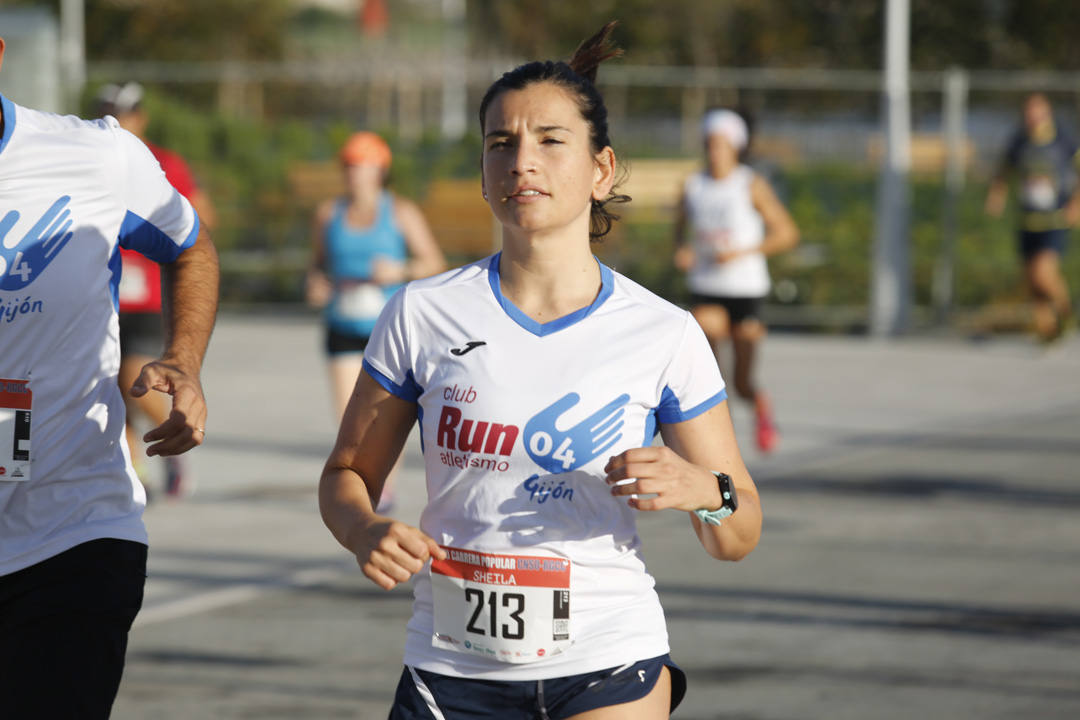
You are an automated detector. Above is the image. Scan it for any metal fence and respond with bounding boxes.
[81,58,1080,328]
[86,58,1080,164]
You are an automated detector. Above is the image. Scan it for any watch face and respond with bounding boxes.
[716,472,738,512]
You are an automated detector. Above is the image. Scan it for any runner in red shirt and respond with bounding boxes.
[97,83,218,498]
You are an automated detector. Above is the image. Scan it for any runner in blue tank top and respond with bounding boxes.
[306,131,445,423]
[307,132,445,511]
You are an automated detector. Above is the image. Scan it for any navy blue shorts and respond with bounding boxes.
[0,538,147,718]
[690,293,763,325]
[389,654,687,720]
[325,326,370,356]
[1019,228,1069,260]
[118,311,164,358]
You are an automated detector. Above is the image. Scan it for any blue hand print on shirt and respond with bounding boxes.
[523,392,631,473]
[0,196,75,291]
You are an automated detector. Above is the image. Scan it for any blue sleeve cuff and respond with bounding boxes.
[655,388,728,424]
[117,209,199,263]
[362,358,421,402]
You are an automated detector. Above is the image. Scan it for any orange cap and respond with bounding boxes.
[339,132,392,169]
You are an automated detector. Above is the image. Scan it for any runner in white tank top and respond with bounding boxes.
[674,109,799,454]
[320,24,763,720]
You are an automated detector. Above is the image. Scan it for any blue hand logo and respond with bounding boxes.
[524,392,631,473]
[0,196,75,291]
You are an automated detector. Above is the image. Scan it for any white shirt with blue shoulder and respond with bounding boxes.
[362,253,727,680]
[0,94,199,575]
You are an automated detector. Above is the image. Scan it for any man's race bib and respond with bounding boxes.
[117,261,151,305]
[1023,175,1057,210]
[0,379,32,482]
[431,546,571,664]
[333,281,386,321]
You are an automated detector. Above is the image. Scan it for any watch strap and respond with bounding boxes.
[693,472,738,526]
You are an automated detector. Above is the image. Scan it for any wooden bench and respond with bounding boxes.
[419,178,496,256]
[867,133,975,174]
[620,158,699,218]
[287,161,345,207]
[287,163,494,256]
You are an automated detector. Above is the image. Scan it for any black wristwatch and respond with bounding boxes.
[693,472,739,526]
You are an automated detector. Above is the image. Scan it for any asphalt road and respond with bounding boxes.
[110,314,1080,719]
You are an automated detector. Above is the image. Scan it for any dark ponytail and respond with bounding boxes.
[478,21,630,242]
[567,21,624,84]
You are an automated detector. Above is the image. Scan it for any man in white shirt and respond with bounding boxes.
[0,37,219,718]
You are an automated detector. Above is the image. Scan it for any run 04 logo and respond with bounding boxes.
[435,383,631,501]
[1,196,75,290]
[0,196,75,321]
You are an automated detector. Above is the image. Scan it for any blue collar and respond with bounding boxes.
[486,252,614,337]
[0,94,15,156]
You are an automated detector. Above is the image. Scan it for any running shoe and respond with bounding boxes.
[164,456,191,498]
[755,405,779,454]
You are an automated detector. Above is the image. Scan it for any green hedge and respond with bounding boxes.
[119,89,1077,314]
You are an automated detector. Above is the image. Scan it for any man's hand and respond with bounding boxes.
[1065,197,1080,226]
[985,181,1008,217]
[131,358,206,456]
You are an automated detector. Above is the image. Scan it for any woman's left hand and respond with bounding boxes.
[371,257,408,285]
[713,248,746,264]
[604,446,722,512]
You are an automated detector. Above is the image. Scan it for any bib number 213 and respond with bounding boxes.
[465,588,525,640]
[431,546,572,663]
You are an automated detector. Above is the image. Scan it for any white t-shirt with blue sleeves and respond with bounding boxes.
[363,253,726,680]
[0,94,199,575]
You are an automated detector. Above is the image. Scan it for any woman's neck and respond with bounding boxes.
[708,160,737,179]
[347,187,380,209]
[498,224,602,324]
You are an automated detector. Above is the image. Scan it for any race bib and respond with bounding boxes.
[1023,175,1057,210]
[697,228,733,254]
[117,262,151,305]
[333,281,386,321]
[431,546,571,664]
[0,378,32,482]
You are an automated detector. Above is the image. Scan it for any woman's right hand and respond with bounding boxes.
[674,245,694,272]
[347,517,447,590]
[305,269,333,308]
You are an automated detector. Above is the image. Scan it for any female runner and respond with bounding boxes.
[673,109,799,453]
[320,23,761,720]
[306,131,446,422]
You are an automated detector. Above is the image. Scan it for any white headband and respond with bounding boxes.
[702,109,748,151]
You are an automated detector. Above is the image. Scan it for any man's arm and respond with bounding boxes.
[132,226,219,456]
[986,133,1020,217]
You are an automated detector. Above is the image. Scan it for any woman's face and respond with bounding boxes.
[481,82,614,241]
[706,133,738,175]
[343,162,384,196]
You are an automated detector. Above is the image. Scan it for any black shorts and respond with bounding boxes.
[389,654,686,720]
[1019,228,1069,260]
[325,327,370,356]
[118,311,164,358]
[690,293,764,325]
[0,538,147,718]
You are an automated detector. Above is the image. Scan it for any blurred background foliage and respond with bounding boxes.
[5,0,1078,326]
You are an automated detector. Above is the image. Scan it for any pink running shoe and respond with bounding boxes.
[755,394,779,453]
[164,456,191,498]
